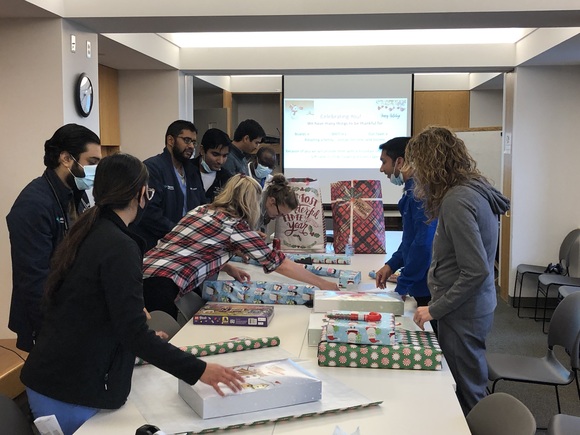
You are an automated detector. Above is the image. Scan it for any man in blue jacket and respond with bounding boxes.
[132,120,206,251]
[375,137,437,330]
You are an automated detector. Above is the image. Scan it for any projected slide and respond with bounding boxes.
[284,98,408,169]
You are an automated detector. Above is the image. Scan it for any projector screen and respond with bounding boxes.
[283,74,413,205]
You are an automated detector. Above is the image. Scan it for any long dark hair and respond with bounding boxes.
[45,153,148,302]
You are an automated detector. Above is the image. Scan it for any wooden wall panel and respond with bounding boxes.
[413,91,470,135]
[98,64,120,148]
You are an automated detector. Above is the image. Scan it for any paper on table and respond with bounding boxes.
[129,347,381,434]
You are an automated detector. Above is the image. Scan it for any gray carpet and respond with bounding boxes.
[486,297,580,432]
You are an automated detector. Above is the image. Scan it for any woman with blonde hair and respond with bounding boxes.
[406,126,510,415]
[143,174,338,318]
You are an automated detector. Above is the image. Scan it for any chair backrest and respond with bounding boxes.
[558,228,580,273]
[466,392,536,435]
[174,291,205,327]
[147,310,181,339]
[548,290,580,370]
[0,394,34,435]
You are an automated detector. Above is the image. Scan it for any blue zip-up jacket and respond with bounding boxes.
[386,177,437,298]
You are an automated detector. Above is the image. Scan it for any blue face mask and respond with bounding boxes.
[69,160,97,190]
[389,170,404,186]
[254,163,273,180]
[200,157,215,174]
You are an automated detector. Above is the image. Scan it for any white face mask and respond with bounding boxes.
[200,157,215,174]
[254,163,273,179]
[69,160,97,190]
[389,159,404,186]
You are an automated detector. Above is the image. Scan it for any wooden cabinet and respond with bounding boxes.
[98,64,121,155]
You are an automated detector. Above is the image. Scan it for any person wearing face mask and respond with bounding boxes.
[249,146,276,187]
[132,120,206,251]
[375,137,438,331]
[192,128,232,202]
[6,123,102,351]
[21,154,244,435]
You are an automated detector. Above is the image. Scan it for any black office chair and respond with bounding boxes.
[466,392,536,435]
[0,394,34,435]
[487,291,580,416]
[513,228,580,318]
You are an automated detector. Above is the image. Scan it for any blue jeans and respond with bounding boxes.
[26,388,99,435]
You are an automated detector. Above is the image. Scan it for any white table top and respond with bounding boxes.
[76,249,469,435]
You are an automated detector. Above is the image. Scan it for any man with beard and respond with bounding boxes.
[7,123,102,351]
[133,120,206,251]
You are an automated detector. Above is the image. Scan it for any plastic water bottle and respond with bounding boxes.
[345,235,355,257]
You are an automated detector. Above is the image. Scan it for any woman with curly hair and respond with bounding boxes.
[406,126,510,415]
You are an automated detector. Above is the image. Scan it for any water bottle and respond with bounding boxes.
[344,235,355,257]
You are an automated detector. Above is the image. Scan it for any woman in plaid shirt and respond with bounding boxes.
[143,174,338,318]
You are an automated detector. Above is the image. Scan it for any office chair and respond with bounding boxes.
[147,310,181,339]
[558,285,580,299]
[174,291,205,327]
[535,273,580,333]
[513,228,580,318]
[466,392,536,435]
[0,394,35,435]
[487,291,580,415]
[547,413,580,435]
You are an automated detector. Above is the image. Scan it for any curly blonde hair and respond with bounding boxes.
[406,126,486,220]
[211,174,263,229]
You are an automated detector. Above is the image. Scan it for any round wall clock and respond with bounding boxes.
[75,73,94,117]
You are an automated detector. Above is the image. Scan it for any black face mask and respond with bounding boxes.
[132,193,150,226]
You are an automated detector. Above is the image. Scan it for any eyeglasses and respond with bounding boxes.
[146,187,155,201]
[176,136,196,145]
[275,200,281,217]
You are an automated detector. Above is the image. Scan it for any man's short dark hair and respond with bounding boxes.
[379,136,411,162]
[43,124,100,169]
[165,120,197,142]
[256,146,277,169]
[233,119,265,142]
[201,128,231,152]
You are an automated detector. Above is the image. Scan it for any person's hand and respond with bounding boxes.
[257,231,268,240]
[199,363,245,396]
[225,264,251,283]
[414,306,433,330]
[375,264,393,289]
[233,249,250,263]
[318,279,340,291]
[155,330,169,341]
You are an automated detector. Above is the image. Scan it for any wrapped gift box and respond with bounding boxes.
[202,280,315,305]
[303,264,341,278]
[313,290,404,315]
[330,180,386,254]
[179,359,322,419]
[318,328,442,370]
[338,270,361,288]
[192,303,274,327]
[325,313,396,345]
[308,312,328,347]
[287,253,352,265]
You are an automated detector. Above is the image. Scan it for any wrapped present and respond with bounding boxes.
[135,336,281,366]
[302,264,341,278]
[330,180,386,254]
[179,358,322,419]
[338,270,362,288]
[318,328,442,370]
[202,280,315,305]
[325,312,396,345]
[313,290,404,315]
[193,302,274,327]
[287,253,352,265]
[308,312,328,347]
[275,178,326,253]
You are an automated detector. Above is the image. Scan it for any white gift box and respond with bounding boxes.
[308,312,329,347]
[178,359,322,419]
[313,290,404,315]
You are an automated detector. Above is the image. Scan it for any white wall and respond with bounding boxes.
[470,90,503,127]
[509,65,580,298]
[118,70,182,160]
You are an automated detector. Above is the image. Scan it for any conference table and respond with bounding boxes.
[75,247,470,435]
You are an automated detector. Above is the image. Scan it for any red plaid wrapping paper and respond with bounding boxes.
[331,180,386,254]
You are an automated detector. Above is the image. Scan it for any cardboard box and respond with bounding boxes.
[202,280,315,305]
[338,270,362,288]
[318,327,442,370]
[325,313,396,345]
[192,302,274,327]
[313,290,404,315]
[179,359,322,419]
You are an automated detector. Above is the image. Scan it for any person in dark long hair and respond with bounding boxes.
[21,153,242,435]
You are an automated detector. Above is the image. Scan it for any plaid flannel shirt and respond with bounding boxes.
[143,205,285,299]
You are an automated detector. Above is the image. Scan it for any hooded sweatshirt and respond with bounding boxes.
[427,178,510,320]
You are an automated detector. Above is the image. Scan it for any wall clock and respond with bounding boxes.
[75,73,93,117]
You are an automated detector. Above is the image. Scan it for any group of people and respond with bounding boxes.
[6,119,509,433]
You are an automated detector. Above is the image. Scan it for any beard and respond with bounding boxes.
[172,146,192,164]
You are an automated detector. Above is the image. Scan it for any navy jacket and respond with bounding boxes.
[21,210,206,409]
[386,178,437,298]
[132,149,206,251]
[6,169,86,351]
[192,155,232,202]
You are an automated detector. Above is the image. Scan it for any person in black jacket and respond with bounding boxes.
[132,120,206,251]
[192,128,232,202]
[21,153,243,435]
[7,124,102,351]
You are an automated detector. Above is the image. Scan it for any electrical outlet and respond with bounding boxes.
[71,35,76,53]
[86,41,92,58]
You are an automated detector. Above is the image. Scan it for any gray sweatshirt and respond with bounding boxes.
[428,179,510,320]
